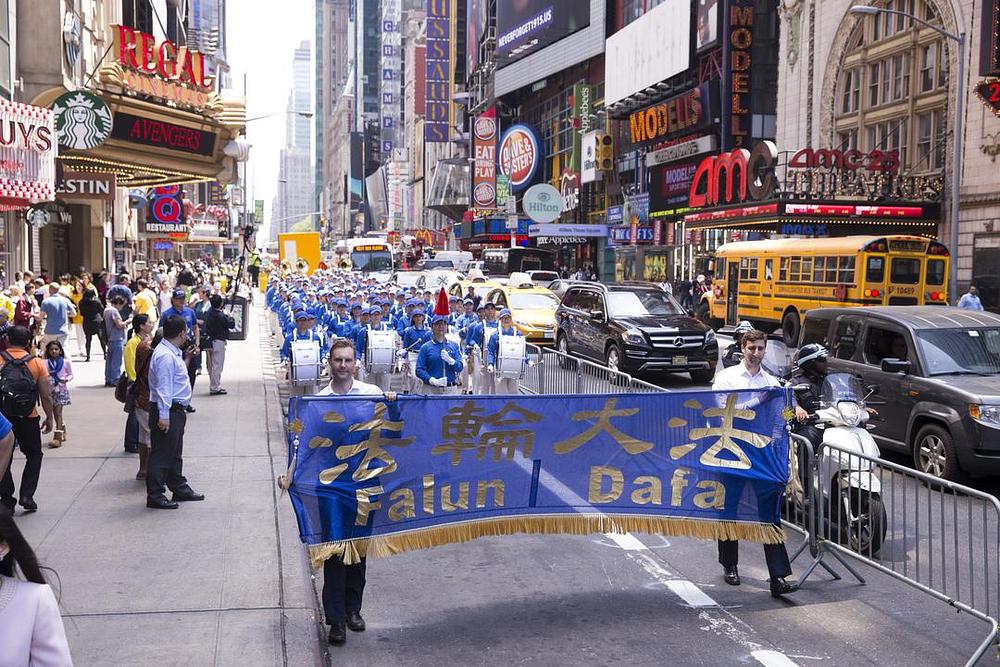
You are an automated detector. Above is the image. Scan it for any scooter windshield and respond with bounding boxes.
[819,373,867,406]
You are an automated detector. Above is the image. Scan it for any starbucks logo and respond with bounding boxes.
[51,91,114,150]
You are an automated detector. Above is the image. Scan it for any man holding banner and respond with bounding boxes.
[316,338,397,645]
[712,329,804,597]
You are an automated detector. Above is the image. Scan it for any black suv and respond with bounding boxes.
[555,282,718,382]
[801,306,1000,481]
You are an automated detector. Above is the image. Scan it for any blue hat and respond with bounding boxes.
[431,313,449,325]
[171,288,185,299]
[449,294,460,302]
[463,298,474,305]
[366,306,381,315]
[351,303,362,311]
[498,308,512,319]
[405,299,418,307]
[295,310,313,321]
[335,299,348,307]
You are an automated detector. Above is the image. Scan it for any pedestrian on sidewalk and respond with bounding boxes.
[0,326,55,514]
[69,277,86,358]
[39,283,76,349]
[43,341,72,449]
[159,289,199,412]
[0,510,73,666]
[78,281,105,362]
[122,314,153,455]
[958,285,985,311]
[103,296,130,387]
[131,331,156,481]
[204,294,234,396]
[145,315,204,510]
[313,338,396,645]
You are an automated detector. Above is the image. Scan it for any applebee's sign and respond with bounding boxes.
[498,124,539,192]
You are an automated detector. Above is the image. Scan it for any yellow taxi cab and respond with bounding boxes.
[484,273,560,345]
[448,271,502,303]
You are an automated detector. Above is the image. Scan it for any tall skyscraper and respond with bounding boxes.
[273,41,315,237]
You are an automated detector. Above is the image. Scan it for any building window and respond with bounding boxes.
[837,128,858,150]
[841,69,860,113]
[122,0,154,34]
[622,0,644,26]
[0,0,9,99]
[866,118,908,166]
[916,110,944,171]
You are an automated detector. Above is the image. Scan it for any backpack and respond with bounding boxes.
[0,350,38,419]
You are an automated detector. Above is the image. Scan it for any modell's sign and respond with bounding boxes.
[688,142,943,208]
[498,124,540,192]
[627,82,716,148]
[0,100,56,207]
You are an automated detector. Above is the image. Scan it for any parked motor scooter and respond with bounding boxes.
[802,373,887,555]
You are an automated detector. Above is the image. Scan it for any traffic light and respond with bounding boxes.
[595,133,614,171]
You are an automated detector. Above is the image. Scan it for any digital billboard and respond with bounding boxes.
[496,0,590,67]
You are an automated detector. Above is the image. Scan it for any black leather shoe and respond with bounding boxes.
[723,566,740,586]
[19,497,37,512]
[185,405,196,413]
[770,577,799,597]
[172,488,205,502]
[346,610,365,632]
[0,498,14,514]
[124,444,139,453]
[147,496,179,510]
[328,623,346,645]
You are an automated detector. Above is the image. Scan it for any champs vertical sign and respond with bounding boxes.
[425,0,454,143]
[727,1,754,148]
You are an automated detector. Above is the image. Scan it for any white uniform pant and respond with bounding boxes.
[476,365,495,395]
[422,384,459,396]
[495,376,519,395]
[366,370,392,392]
[289,383,317,397]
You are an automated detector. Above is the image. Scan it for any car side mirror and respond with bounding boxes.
[589,310,605,322]
[880,358,911,374]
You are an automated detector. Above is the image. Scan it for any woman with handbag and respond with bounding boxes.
[123,316,155,479]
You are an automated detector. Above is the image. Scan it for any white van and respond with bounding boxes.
[433,250,474,271]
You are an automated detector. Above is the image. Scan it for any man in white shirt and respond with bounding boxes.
[316,338,396,646]
[712,329,805,597]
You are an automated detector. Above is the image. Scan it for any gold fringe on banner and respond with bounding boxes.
[306,514,786,568]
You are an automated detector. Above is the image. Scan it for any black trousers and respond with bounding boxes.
[124,409,139,451]
[146,405,188,499]
[322,556,366,625]
[187,353,200,388]
[249,266,260,287]
[0,416,42,504]
[717,539,792,579]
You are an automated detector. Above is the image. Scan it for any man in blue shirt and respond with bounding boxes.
[146,314,203,510]
[160,288,200,408]
[415,314,464,395]
[466,301,499,395]
[487,308,528,395]
[958,285,985,311]
[400,310,430,393]
[40,283,77,347]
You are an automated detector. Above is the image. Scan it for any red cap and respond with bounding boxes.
[434,287,449,316]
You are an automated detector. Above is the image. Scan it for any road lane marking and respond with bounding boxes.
[666,580,718,608]
[752,650,801,667]
[604,532,648,551]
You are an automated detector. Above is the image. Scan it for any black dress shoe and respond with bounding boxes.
[19,497,37,512]
[723,566,740,586]
[0,498,14,514]
[770,577,799,597]
[172,488,205,502]
[185,405,196,413]
[346,610,365,632]
[147,496,179,510]
[124,444,139,454]
[210,389,228,395]
[328,623,346,645]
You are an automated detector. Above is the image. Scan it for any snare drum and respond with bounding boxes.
[496,335,526,379]
[290,339,322,386]
[366,330,397,373]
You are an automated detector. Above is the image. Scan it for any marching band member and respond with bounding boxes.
[399,309,430,393]
[355,306,390,386]
[466,301,499,395]
[415,314,464,395]
[447,295,462,327]
[281,311,327,397]
[487,308,527,395]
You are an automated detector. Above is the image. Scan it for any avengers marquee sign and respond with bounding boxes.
[687,141,944,208]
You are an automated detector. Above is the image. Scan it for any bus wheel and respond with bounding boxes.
[781,310,801,346]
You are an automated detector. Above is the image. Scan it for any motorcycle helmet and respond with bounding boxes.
[795,343,829,372]
[732,320,754,346]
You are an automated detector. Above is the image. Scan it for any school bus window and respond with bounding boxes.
[838,256,856,283]
[801,257,813,282]
[779,257,788,281]
[715,258,726,280]
[890,257,920,284]
[790,257,802,281]
[866,256,885,282]
[825,257,838,283]
[749,257,758,280]
[926,259,945,285]
[813,256,826,282]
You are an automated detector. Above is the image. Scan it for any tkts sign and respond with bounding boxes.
[688,142,943,207]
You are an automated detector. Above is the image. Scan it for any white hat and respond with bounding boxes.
[696,274,705,282]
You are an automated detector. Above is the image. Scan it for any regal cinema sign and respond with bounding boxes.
[688,142,941,207]
[498,124,540,192]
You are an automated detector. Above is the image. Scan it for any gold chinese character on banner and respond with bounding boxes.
[432,401,543,466]
[673,394,772,470]
[319,403,415,484]
[554,398,653,455]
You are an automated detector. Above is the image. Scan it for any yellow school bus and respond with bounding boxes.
[699,235,950,343]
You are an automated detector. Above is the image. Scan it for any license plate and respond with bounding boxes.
[543,331,555,339]
[672,355,688,365]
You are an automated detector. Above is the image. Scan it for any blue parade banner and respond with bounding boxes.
[285,389,792,567]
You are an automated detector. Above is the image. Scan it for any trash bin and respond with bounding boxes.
[227,295,249,341]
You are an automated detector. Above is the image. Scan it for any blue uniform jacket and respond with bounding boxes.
[487,326,527,366]
[465,319,499,354]
[356,322,392,358]
[415,337,464,385]
[281,327,327,362]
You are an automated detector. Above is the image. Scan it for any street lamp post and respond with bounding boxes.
[850,5,966,304]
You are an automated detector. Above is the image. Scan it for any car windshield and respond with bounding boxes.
[530,271,559,282]
[606,290,685,317]
[509,292,560,309]
[353,251,392,272]
[421,259,454,269]
[917,328,1000,376]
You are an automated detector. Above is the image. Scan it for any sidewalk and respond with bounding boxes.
[8,306,326,666]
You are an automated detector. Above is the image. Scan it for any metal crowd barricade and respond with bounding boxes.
[796,440,1000,666]
[520,344,662,395]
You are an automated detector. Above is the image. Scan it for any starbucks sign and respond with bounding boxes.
[51,91,114,150]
